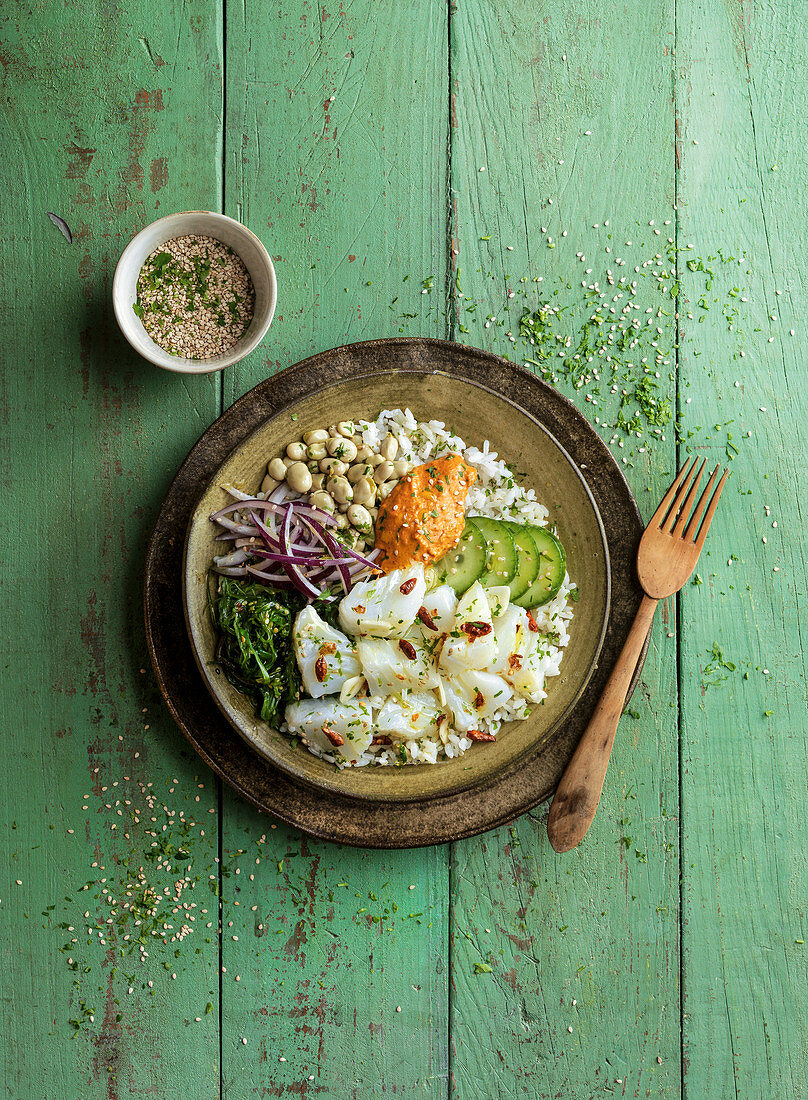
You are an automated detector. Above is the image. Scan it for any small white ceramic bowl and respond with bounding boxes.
[113,211,277,374]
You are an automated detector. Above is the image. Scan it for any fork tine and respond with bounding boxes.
[692,467,729,547]
[671,458,706,536]
[682,464,719,540]
[650,457,698,530]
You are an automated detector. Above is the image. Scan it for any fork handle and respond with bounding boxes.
[547,594,659,853]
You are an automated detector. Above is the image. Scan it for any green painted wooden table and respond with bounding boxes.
[2,1,807,1096]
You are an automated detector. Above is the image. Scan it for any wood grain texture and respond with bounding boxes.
[0,1,223,1095]
[2,0,807,1095]
[448,1,681,1095]
[676,2,808,1096]
[219,2,451,1095]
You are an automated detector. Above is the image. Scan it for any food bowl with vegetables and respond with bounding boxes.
[183,370,609,802]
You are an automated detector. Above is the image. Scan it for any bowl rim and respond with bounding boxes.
[182,365,611,803]
[112,210,277,375]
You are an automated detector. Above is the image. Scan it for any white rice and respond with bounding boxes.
[294,408,575,769]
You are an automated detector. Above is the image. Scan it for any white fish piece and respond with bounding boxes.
[485,585,511,618]
[357,636,440,696]
[440,677,477,732]
[414,584,458,635]
[487,605,530,678]
[284,697,372,763]
[456,668,513,718]
[439,581,496,674]
[509,651,550,704]
[338,564,426,638]
[293,606,362,699]
[375,693,442,741]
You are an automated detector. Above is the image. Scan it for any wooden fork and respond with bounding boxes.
[547,457,729,853]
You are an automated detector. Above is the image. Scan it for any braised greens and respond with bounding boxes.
[209,577,339,726]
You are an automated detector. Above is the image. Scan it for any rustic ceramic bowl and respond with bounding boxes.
[183,370,610,803]
[113,211,277,374]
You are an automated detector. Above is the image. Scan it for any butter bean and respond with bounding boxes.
[337,420,355,438]
[377,480,396,501]
[267,458,287,481]
[327,475,353,504]
[309,490,335,513]
[347,504,373,533]
[310,473,325,491]
[286,462,312,493]
[306,442,327,460]
[392,459,410,478]
[326,437,357,462]
[355,445,372,463]
[347,463,374,484]
[260,474,281,495]
[286,441,307,461]
[319,457,348,476]
[373,461,395,485]
[379,435,399,460]
[352,476,376,506]
[303,429,329,445]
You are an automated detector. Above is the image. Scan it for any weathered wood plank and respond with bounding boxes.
[448,2,681,1096]
[0,2,223,1095]
[220,2,451,1094]
[676,1,808,1096]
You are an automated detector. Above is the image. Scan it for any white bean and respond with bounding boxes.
[392,459,410,478]
[326,437,357,462]
[309,490,335,513]
[327,476,353,504]
[310,473,325,491]
[347,504,373,533]
[355,445,372,463]
[286,441,307,461]
[303,429,329,445]
[282,456,296,469]
[261,474,281,494]
[377,480,396,501]
[347,463,374,485]
[328,425,340,437]
[306,442,327,460]
[352,476,376,506]
[368,453,385,468]
[285,462,312,493]
[337,420,355,438]
[373,461,395,485]
[379,435,398,461]
[335,513,349,529]
[268,458,287,481]
[320,457,348,477]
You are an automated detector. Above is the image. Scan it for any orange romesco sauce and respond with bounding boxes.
[374,454,477,571]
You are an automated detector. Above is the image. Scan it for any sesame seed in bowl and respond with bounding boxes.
[113,211,277,375]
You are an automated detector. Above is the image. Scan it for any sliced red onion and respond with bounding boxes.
[210,493,378,597]
[223,485,257,502]
[250,510,282,552]
[213,548,250,568]
[212,514,258,536]
[278,505,322,598]
[245,565,294,583]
